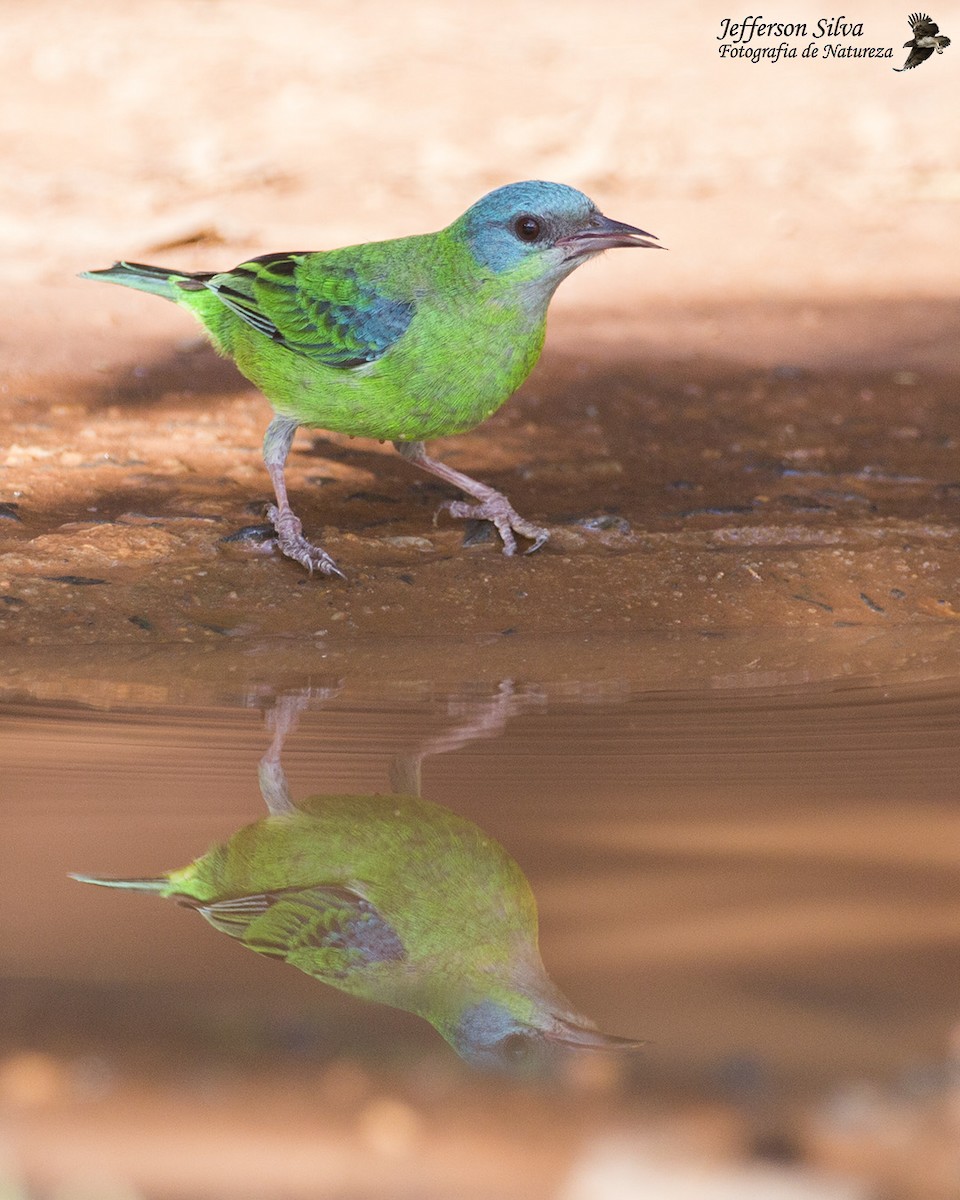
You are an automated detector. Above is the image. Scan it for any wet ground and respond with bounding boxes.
[4,298,960,651]
[3,1,960,1197]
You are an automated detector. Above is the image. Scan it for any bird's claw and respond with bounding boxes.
[266,504,346,579]
[441,496,550,556]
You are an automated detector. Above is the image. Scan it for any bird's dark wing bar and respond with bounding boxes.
[209,282,284,339]
[181,884,406,971]
[897,43,935,67]
[206,253,416,369]
[180,890,273,935]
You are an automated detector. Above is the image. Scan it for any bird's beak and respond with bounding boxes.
[546,1015,646,1052]
[556,214,662,256]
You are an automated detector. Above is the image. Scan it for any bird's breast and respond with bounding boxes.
[230,277,549,442]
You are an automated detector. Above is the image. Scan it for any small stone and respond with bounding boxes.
[381,536,434,551]
[461,520,496,547]
[221,523,275,544]
[47,575,107,586]
[576,514,631,534]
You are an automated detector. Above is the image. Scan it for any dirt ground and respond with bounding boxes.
[1,0,958,681]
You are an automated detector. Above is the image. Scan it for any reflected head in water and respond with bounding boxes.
[72,689,642,1073]
[453,996,643,1072]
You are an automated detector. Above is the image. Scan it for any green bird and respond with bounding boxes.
[81,181,659,578]
[71,788,640,1071]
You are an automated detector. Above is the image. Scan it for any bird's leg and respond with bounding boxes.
[387,680,546,796]
[387,682,546,797]
[259,685,344,814]
[394,440,549,556]
[263,415,345,579]
[258,691,310,815]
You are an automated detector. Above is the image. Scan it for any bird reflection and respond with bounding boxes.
[73,687,641,1071]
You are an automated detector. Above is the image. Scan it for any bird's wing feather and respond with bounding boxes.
[205,253,416,368]
[909,12,937,35]
[900,43,936,66]
[184,884,406,976]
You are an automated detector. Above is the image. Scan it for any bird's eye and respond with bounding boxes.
[513,215,543,243]
[499,1033,532,1063]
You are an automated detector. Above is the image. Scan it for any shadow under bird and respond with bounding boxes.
[81,181,659,578]
[71,786,640,1070]
[894,11,951,69]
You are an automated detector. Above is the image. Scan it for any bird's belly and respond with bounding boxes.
[233,316,545,442]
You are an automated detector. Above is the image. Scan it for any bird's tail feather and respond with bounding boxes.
[70,872,168,892]
[78,261,201,301]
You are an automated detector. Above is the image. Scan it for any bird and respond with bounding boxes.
[80,181,659,578]
[894,11,951,70]
[70,790,641,1071]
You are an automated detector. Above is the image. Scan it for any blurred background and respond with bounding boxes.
[2,1,959,1197]
[3,0,958,374]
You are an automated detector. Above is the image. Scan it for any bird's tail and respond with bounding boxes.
[70,871,169,893]
[78,260,204,301]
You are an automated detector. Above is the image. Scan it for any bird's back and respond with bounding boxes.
[173,792,537,953]
[165,230,551,442]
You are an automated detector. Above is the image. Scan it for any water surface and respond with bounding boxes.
[3,649,958,1196]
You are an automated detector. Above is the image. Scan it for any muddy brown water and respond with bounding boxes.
[2,644,959,1198]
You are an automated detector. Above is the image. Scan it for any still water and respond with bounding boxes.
[2,643,959,1198]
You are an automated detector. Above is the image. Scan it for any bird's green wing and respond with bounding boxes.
[204,252,416,368]
[182,884,405,978]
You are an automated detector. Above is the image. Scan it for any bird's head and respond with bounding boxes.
[453,180,660,287]
[442,994,644,1074]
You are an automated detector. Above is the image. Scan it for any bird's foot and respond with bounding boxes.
[266,504,346,579]
[441,494,550,556]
